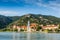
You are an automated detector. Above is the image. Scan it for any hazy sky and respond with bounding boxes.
[0,0,60,17]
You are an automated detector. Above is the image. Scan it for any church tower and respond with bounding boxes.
[27,21,31,32]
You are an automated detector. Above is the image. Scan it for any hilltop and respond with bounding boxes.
[7,14,60,29]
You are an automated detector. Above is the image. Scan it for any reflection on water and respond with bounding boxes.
[12,32,15,40]
[12,32,20,40]
[12,32,31,40]
[12,32,60,40]
[27,32,31,40]
[0,32,60,40]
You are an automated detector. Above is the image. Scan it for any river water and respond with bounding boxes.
[0,32,60,40]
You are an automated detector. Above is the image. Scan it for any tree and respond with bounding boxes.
[36,26,42,31]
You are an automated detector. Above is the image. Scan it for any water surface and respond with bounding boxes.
[0,32,60,40]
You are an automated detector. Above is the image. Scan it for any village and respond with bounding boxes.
[12,22,59,33]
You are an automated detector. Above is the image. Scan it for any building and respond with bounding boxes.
[42,25,59,30]
[12,23,38,32]
[13,25,21,32]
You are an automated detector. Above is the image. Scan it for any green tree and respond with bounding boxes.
[36,26,42,31]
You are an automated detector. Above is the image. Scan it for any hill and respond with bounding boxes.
[0,15,20,29]
[0,15,12,29]
[7,14,60,27]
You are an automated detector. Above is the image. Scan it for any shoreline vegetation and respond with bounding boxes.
[0,31,60,33]
[1,26,60,33]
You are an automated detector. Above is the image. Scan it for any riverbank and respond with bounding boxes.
[0,30,60,34]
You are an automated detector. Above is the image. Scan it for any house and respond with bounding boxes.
[30,23,37,31]
[42,25,59,30]
[21,26,27,30]
[30,23,37,28]
[13,25,21,32]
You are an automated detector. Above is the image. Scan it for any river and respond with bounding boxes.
[0,32,60,40]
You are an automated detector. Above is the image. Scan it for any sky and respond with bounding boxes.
[0,0,60,17]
